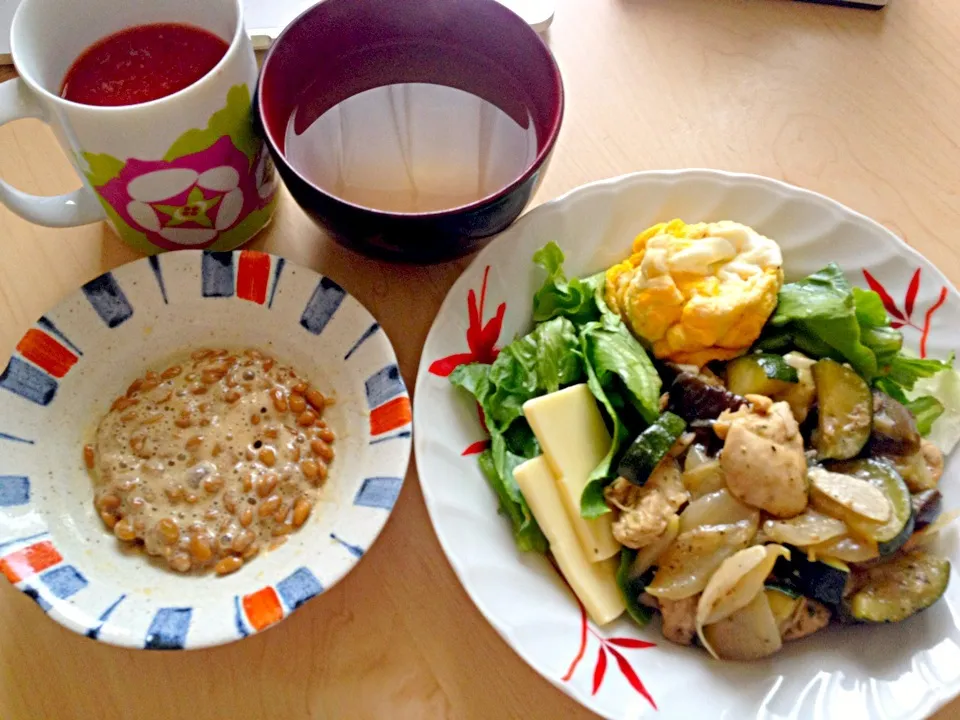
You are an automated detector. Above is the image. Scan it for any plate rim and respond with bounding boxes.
[413,168,960,720]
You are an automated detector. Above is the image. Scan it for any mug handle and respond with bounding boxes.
[0,78,106,227]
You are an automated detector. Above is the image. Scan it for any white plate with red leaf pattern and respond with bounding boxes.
[413,170,960,720]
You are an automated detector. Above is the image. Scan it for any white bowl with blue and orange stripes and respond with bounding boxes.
[0,250,411,649]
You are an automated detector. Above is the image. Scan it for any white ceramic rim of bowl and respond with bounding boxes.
[0,249,412,650]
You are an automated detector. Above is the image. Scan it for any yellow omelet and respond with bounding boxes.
[605,219,783,366]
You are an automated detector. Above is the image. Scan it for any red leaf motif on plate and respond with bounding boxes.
[863,269,906,321]
[428,352,478,378]
[429,265,506,454]
[562,602,589,682]
[608,647,658,710]
[891,321,905,330]
[428,265,505,378]
[592,647,607,695]
[921,286,949,359]
[461,440,490,456]
[905,268,921,320]
[561,601,658,708]
[607,637,657,649]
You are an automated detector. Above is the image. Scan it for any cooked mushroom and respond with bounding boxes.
[870,391,922,456]
[911,488,943,531]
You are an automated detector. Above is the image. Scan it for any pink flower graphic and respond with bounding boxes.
[95,136,276,251]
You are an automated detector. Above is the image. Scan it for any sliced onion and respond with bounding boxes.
[808,467,891,522]
[685,444,710,472]
[681,460,727,500]
[806,534,879,563]
[763,510,848,547]
[696,544,789,656]
[680,489,760,534]
[697,544,789,626]
[701,591,782,661]
[645,520,754,600]
[632,514,680,576]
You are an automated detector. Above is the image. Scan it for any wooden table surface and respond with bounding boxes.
[2,0,960,718]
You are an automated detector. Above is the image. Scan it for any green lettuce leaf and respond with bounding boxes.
[905,396,946,436]
[770,263,878,378]
[852,287,890,327]
[486,317,583,429]
[580,322,661,424]
[909,365,960,452]
[580,365,629,518]
[451,363,547,553]
[532,242,606,324]
[765,264,951,405]
[886,353,954,391]
[478,447,546,553]
[577,320,662,518]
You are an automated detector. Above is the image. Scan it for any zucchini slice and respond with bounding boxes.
[617,412,686,486]
[774,548,850,606]
[781,352,818,423]
[844,549,950,623]
[726,354,798,397]
[829,458,914,555]
[812,358,873,460]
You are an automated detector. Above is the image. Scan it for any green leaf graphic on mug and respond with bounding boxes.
[163,84,259,165]
[82,152,126,186]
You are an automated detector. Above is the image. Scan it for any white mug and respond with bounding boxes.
[0,0,278,253]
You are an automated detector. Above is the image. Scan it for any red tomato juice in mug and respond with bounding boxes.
[60,23,229,107]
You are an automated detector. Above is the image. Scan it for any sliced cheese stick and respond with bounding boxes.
[514,456,625,625]
[523,384,620,561]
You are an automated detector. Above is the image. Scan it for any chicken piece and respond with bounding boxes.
[604,459,689,549]
[719,401,808,517]
[659,595,698,646]
[606,483,675,549]
[646,458,689,511]
[780,597,831,641]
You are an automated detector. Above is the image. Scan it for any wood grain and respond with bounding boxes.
[1,0,960,717]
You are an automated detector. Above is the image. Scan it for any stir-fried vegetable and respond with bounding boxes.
[451,240,957,661]
[844,549,950,623]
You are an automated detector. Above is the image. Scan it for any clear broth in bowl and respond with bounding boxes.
[283,82,538,214]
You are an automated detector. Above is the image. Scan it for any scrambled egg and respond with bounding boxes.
[605,219,784,365]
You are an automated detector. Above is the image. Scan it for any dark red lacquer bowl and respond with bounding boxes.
[257,0,564,263]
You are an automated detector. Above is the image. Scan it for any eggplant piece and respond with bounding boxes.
[773,549,850,606]
[688,419,724,455]
[844,549,949,623]
[870,391,922,456]
[911,489,943,531]
[668,371,747,422]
